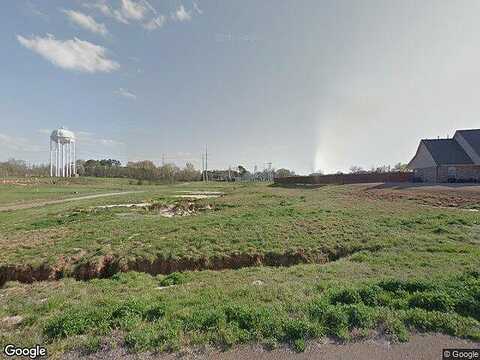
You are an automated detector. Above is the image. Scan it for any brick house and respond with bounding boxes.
[408,129,480,183]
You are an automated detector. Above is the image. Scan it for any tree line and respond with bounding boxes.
[76,159,201,182]
[0,158,298,181]
[0,159,49,177]
[309,163,410,176]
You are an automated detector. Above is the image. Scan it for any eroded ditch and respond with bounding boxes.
[0,247,369,287]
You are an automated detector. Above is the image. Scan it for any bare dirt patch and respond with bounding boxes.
[102,201,213,218]
[61,334,479,360]
[174,191,224,200]
[148,201,213,217]
[355,183,480,209]
[95,203,152,209]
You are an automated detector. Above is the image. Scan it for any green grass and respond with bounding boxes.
[1,264,479,357]
[0,179,479,357]
[0,177,136,205]
[1,181,478,267]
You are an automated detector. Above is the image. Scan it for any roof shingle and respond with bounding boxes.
[421,139,473,165]
[456,129,480,159]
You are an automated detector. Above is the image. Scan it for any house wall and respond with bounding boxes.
[414,167,438,182]
[408,142,436,169]
[415,165,480,182]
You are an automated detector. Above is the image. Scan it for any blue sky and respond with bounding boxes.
[2,1,480,174]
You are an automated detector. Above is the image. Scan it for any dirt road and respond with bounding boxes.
[0,191,145,212]
[357,183,480,209]
[63,334,478,360]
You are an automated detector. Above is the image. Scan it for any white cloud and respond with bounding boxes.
[141,0,157,15]
[114,87,137,100]
[88,0,149,23]
[17,34,120,73]
[86,0,171,30]
[99,138,124,146]
[86,1,129,24]
[63,9,108,36]
[76,131,123,146]
[193,2,203,15]
[143,15,166,30]
[0,133,42,152]
[171,5,191,22]
[120,0,147,20]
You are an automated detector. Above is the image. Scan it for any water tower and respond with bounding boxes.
[50,127,76,177]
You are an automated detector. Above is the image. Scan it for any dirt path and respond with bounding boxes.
[0,191,145,212]
[354,183,480,209]
[63,334,479,359]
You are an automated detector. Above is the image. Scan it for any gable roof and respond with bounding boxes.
[421,139,473,165]
[456,129,480,159]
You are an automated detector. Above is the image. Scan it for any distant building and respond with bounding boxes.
[408,129,480,182]
[204,169,239,182]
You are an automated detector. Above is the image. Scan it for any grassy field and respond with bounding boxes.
[0,178,479,358]
[0,177,137,205]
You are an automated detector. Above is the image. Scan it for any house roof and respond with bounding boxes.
[456,129,480,158]
[421,139,473,165]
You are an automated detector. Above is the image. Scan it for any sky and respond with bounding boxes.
[1,0,480,174]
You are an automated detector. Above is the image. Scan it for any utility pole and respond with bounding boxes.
[265,162,273,181]
[201,153,205,182]
[161,153,165,166]
[205,144,208,182]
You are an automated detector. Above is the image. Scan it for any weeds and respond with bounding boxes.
[34,271,480,354]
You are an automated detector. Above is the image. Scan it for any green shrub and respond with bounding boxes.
[382,316,409,342]
[345,304,375,329]
[143,304,167,322]
[322,306,349,338]
[330,288,361,305]
[216,322,250,348]
[151,322,181,351]
[378,279,432,293]
[408,291,454,312]
[224,304,256,331]
[403,309,480,338]
[181,308,225,331]
[253,307,284,339]
[293,338,306,352]
[124,325,156,352]
[455,294,480,321]
[83,336,102,354]
[159,272,188,287]
[358,285,382,306]
[109,299,147,329]
[308,297,330,319]
[283,318,316,341]
[44,307,110,339]
[261,337,279,350]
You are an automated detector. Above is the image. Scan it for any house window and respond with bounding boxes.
[448,166,457,179]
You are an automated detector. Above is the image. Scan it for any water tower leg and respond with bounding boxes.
[73,142,76,176]
[66,143,70,177]
[50,141,53,177]
[56,144,59,177]
[57,144,60,177]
